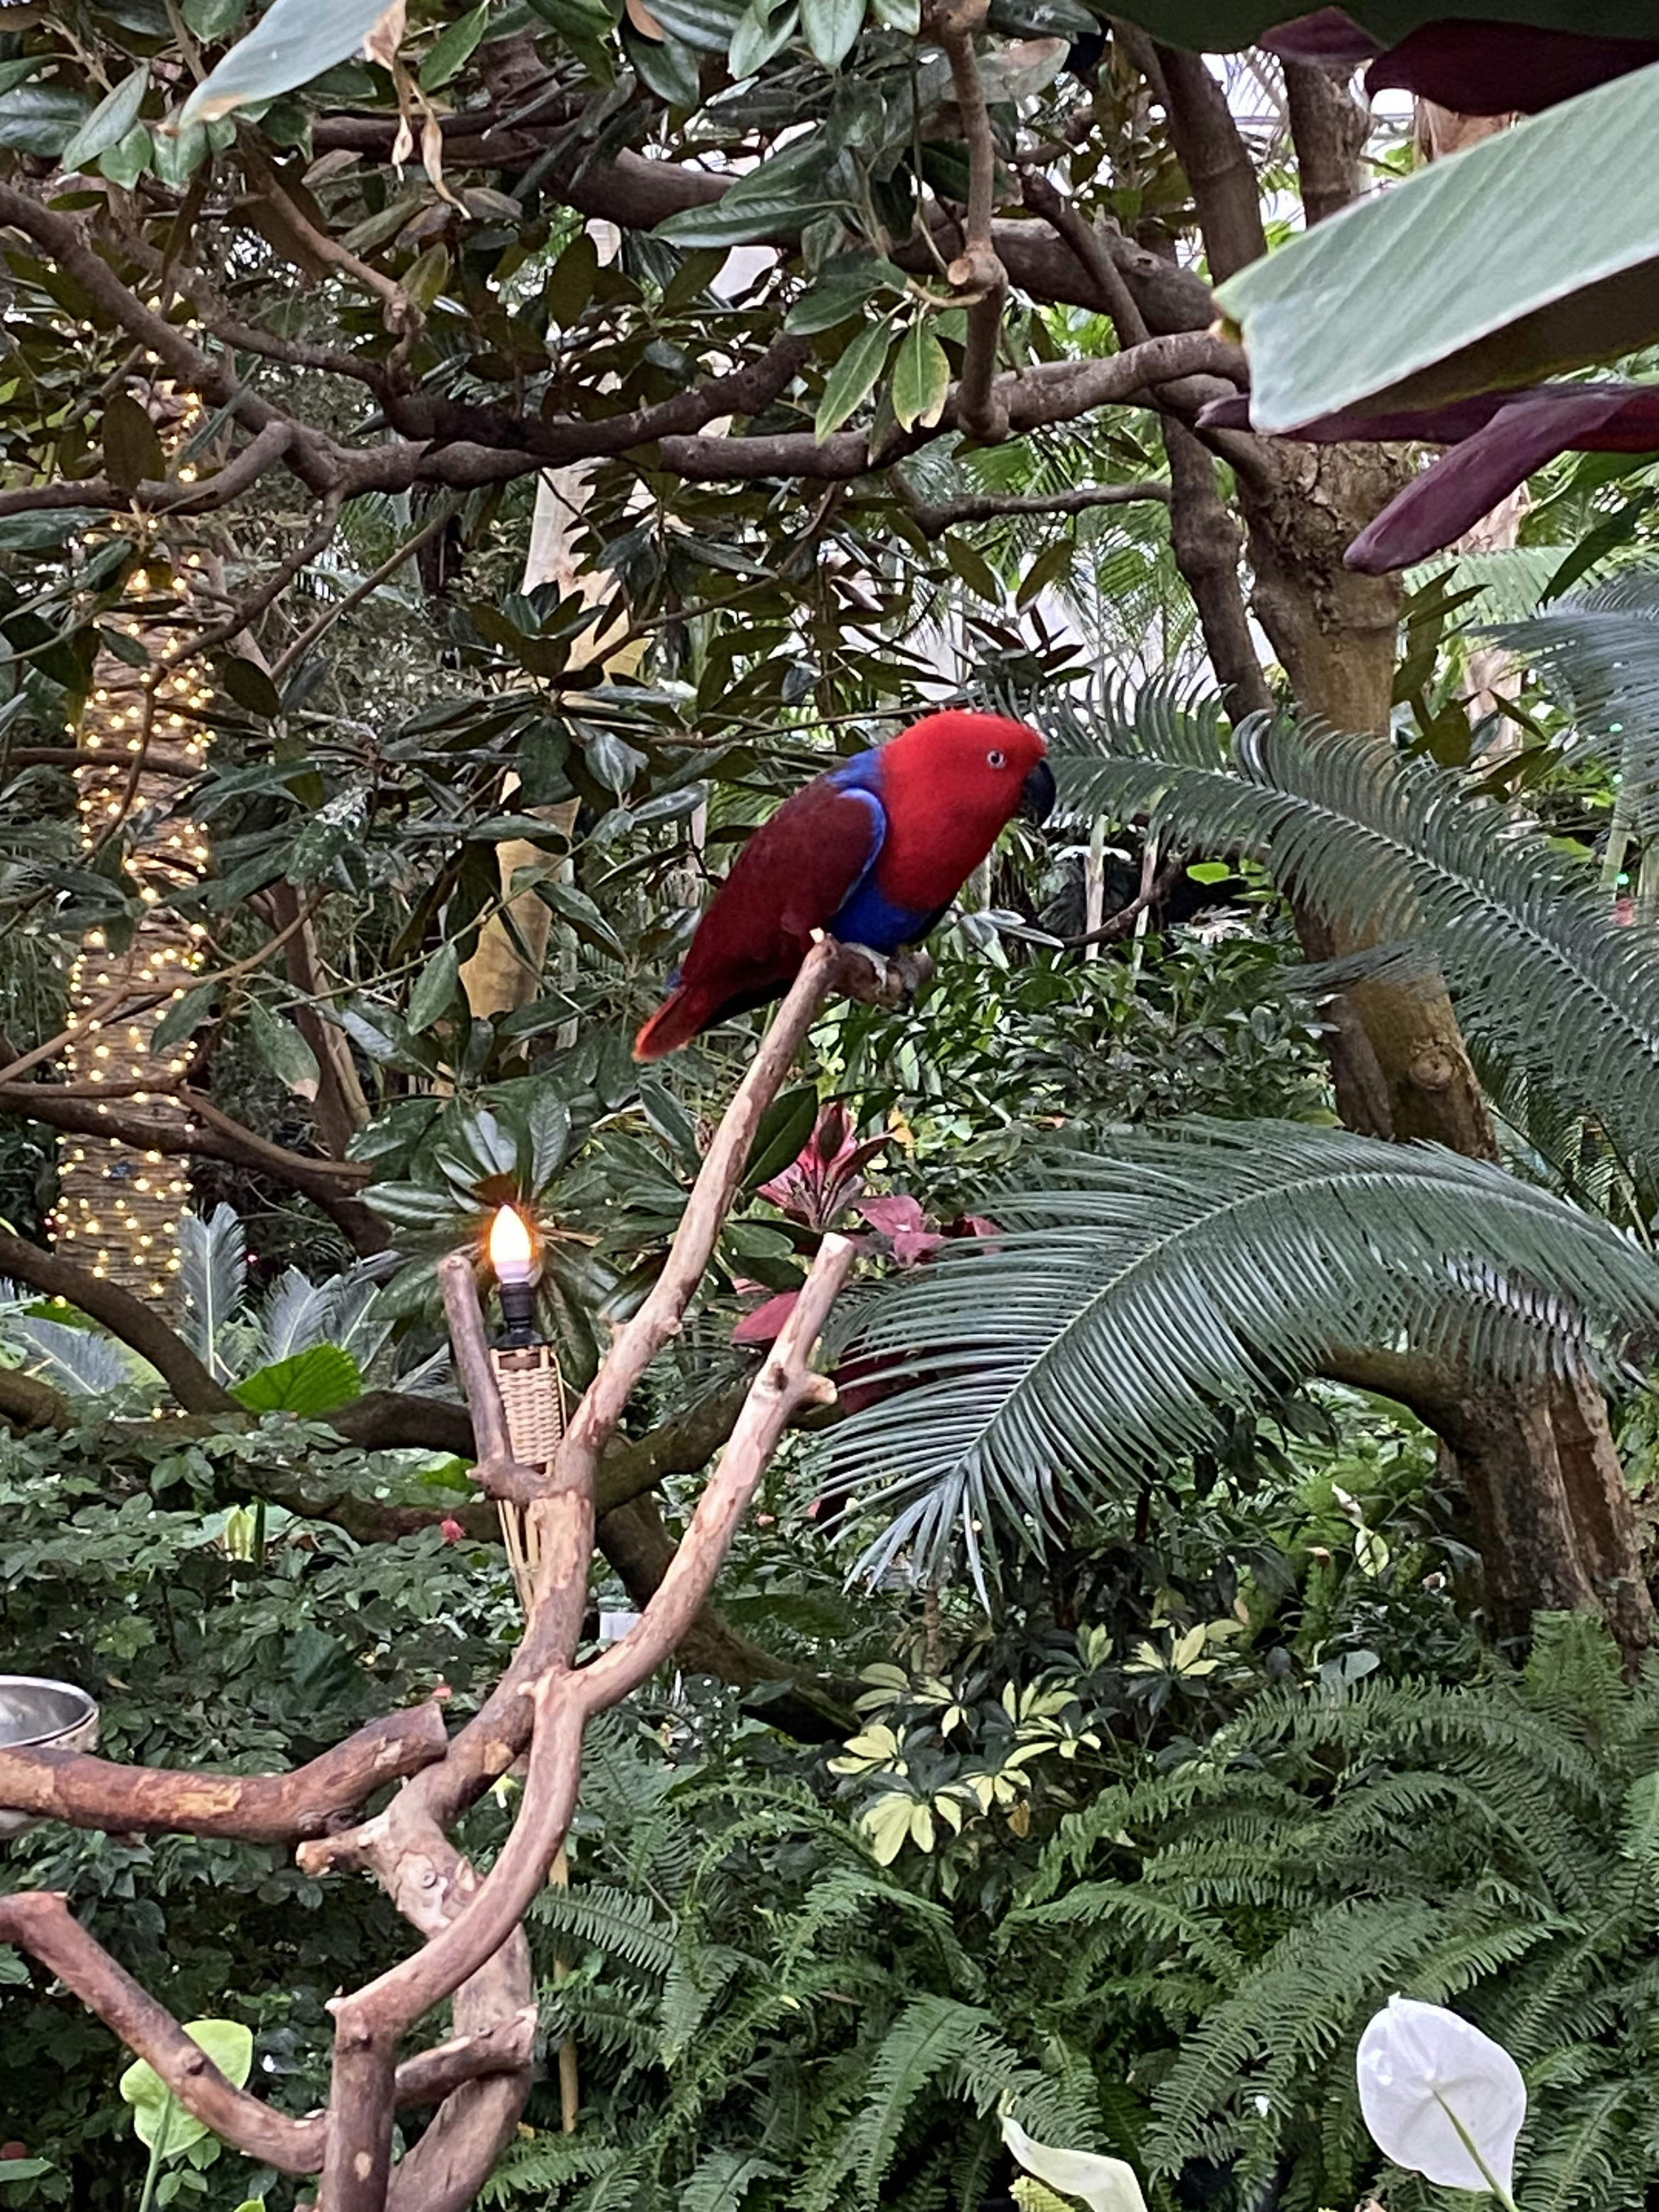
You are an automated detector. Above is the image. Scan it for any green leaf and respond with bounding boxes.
[655,134,841,248]
[1017,536,1075,608]
[407,940,461,1033]
[729,0,799,77]
[815,317,893,441]
[891,321,950,432]
[944,534,1004,605]
[247,1000,320,1097]
[151,119,210,185]
[543,231,600,329]
[787,260,904,333]
[0,85,93,156]
[0,2163,51,2182]
[743,1084,819,1191]
[0,57,45,99]
[180,0,396,125]
[184,0,250,33]
[624,21,703,106]
[871,0,919,29]
[99,122,153,186]
[233,1344,363,1416]
[221,656,283,718]
[60,66,149,174]
[644,0,747,49]
[1218,60,1659,430]
[0,509,103,550]
[151,982,218,1056]
[420,0,492,87]
[802,0,864,65]
[101,394,166,493]
[120,2021,254,2158]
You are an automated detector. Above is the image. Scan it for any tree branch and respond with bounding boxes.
[930,0,1010,441]
[0,1704,449,1842]
[0,1228,233,1413]
[1146,40,1269,280]
[1283,57,1369,226]
[894,476,1170,532]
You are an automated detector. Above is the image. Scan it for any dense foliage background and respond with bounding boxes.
[5,2,1659,2209]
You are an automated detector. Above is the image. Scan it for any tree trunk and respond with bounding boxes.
[1240,449,1653,1662]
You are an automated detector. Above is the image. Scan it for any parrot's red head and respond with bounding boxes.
[873,710,1054,913]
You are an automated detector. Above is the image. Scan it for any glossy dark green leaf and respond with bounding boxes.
[419,0,492,88]
[407,941,461,1034]
[101,394,166,492]
[0,510,104,550]
[815,317,893,441]
[60,67,148,173]
[729,0,798,78]
[624,20,703,106]
[644,0,747,50]
[891,321,950,431]
[801,0,864,64]
[0,85,93,156]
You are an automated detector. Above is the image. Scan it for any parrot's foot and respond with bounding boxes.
[840,943,934,1011]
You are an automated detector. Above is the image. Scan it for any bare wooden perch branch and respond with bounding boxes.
[0,938,862,2212]
[0,1704,448,1840]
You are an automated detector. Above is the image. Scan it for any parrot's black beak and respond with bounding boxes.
[1019,757,1057,826]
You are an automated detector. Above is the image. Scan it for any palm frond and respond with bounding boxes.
[177,1204,247,1381]
[814,1121,1659,1582]
[1050,681,1659,1170]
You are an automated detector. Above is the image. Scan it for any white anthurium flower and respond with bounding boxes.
[1001,2115,1148,2212]
[1356,1995,1525,2206]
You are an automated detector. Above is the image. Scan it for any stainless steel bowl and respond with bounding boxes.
[0,1676,98,1839]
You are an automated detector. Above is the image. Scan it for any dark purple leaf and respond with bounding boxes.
[1259,10,1382,65]
[1365,23,1659,114]
[1345,386,1637,572]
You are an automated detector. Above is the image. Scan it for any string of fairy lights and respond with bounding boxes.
[47,385,217,1306]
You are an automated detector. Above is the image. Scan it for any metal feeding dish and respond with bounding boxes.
[0,1676,98,1839]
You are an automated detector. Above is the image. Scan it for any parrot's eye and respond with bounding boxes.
[986,748,1007,769]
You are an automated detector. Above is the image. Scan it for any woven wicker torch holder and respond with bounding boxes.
[489,1341,568,1614]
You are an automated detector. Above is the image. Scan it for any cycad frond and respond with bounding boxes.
[1487,567,1659,821]
[815,1122,1659,1581]
[177,1204,247,1381]
[1051,685,1659,1169]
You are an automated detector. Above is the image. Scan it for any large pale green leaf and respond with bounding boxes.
[1219,61,1659,430]
[179,0,394,125]
[1106,1,1641,47]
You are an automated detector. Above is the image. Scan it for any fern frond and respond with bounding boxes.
[532,1884,679,1978]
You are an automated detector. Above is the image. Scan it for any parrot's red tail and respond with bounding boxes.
[633,983,714,1061]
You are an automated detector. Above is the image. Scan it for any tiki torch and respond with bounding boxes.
[486,1204,568,1614]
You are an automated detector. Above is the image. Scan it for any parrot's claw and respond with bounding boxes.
[840,943,934,1011]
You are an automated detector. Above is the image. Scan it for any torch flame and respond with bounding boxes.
[488,1204,534,1282]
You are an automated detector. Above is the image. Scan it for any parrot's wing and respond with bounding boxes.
[681,777,885,992]
[634,774,884,1059]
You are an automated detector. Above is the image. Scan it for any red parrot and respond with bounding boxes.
[634,709,1053,1060]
